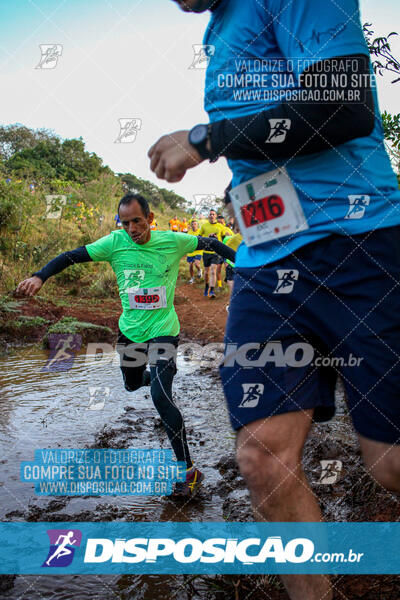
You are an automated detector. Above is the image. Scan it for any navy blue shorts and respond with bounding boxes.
[187,255,202,263]
[219,227,400,444]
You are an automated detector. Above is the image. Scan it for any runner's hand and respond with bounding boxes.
[148,130,204,183]
[15,276,43,297]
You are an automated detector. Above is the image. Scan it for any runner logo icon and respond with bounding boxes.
[124,269,145,290]
[36,44,63,69]
[318,460,343,484]
[274,270,299,294]
[239,384,264,408]
[42,529,82,567]
[189,45,215,69]
[87,387,110,411]
[42,334,82,373]
[267,119,291,143]
[344,195,370,220]
[115,118,142,143]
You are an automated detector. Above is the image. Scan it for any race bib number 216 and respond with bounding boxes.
[230,167,309,247]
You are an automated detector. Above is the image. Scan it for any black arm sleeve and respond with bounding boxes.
[209,54,375,161]
[32,246,92,283]
[197,237,236,263]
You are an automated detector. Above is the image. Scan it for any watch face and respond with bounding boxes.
[190,124,208,145]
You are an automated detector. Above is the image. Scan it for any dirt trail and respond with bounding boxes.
[0,284,399,599]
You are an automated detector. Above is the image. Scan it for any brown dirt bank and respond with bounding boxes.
[0,281,227,347]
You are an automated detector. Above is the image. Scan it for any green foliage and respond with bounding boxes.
[0,124,193,298]
[363,24,400,83]
[119,173,186,210]
[54,263,87,284]
[84,267,118,298]
[0,124,57,161]
[8,316,49,328]
[0,180,29,229]
[43,317,113,346]
[382,112,400,148]
[7,137,110,183]
[0,296,23,313]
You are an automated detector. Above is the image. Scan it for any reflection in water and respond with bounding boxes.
[0,346,234,599]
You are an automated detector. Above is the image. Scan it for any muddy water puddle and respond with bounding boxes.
[0,346,239,599]
[0,347,398,599]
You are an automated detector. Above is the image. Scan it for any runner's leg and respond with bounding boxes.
[150,357,193,468]
[203,261,210,295]
[117,330,148,391]
[358,436,400,493]
[236,410,332,600]
[194,258,201,275]
[216,261,223,288]
[209,263,217,288]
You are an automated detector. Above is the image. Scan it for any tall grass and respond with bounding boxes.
[0,176,193,296]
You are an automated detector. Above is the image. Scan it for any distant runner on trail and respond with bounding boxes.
[16,192,235,498]
[198,209,227,298]
[186,219,203,283]
[168,215,180,232]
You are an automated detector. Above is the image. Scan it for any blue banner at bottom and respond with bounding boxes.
[0,522,398,574]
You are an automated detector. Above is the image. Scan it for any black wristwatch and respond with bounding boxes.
[189,123,216,162]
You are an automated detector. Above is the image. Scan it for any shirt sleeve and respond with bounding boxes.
[86,233,114,262]
[173,232,199,257]
[269,0,368,75]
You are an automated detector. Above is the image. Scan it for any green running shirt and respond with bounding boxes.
[86,229,197,342]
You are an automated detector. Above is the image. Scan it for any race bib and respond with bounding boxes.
[127,286,167,310]
[230,167,309,247]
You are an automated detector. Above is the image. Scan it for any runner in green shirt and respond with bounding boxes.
[16,193,235,497]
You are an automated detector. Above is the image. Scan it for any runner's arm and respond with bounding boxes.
[206,54,374,161]
[196,237,236,262]
[32,246,92,283]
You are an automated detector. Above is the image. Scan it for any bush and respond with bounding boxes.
[54,262,87,284]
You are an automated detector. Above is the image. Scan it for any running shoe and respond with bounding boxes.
[209,290,216,299]
[198,269,203,279]
[172,467,204,497]
[189,278,194,284]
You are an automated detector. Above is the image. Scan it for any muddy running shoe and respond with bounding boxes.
[198,269,203,279]
[172,467,204,497]
[208,289,216,299]
[189,277,194,284]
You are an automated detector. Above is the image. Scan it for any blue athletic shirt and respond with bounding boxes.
[203,0,400,267]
